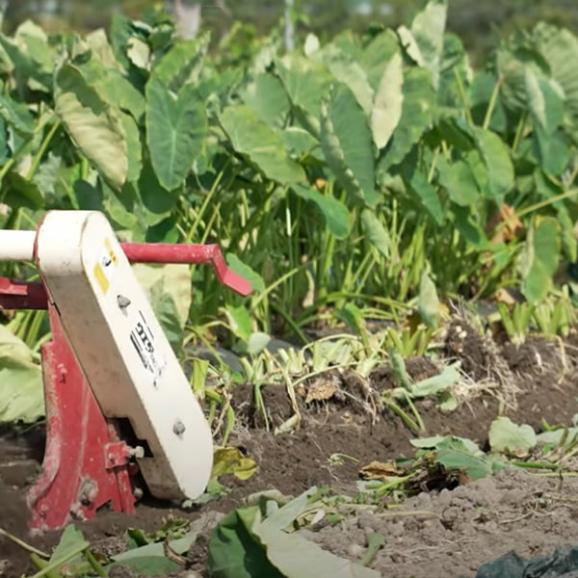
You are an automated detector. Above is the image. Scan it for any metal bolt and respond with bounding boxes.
[117,294,131,310]
[130,446,145,459]
[173,420,186,437]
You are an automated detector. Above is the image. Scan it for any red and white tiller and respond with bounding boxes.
[0,210,252,532]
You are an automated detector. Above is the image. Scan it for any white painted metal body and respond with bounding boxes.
[0,230,35,261]
[35,211,213,500]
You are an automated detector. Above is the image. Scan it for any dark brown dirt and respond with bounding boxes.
[2,327,578,577]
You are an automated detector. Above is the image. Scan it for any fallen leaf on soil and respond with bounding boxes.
[360,461,402,481]
[212,447,258,481]
[489,417,537,458]
[305,375,340,403]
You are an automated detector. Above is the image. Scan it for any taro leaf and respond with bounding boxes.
[49,524,89,576]
[418,270,440,328]
[0,93,34,134]
[151,33,209,92]
[212,447,258,482]
[525,68,564,135]
[247,333,271,356]
[435,438,505,480]
[405,164,444,225]
[208,507,282,578]
[55,64,128,190]
[533,24,578,129]
[397,26,424,67]
[110,556,180,576]
[120,112,142,183]
[0,326,44,423]
[371,51,404,150]
[277,55,333,134]
[146,79,207,191]
[525,68,567,175]
[224,305,253,342]
[407,365,460,399]
[253,510,381,578]
[410,0,448,89]
[320,84,378,207]
[220,105,306,186]
[86,29,121,70]
[3,172,44,209]
[360,29,400,91]
[226,254,264,293]
[95,68,146,121]
[471,127,514,201]
[243,73,291,129]
[292,185,351,239]
[133,264,192,351]
[379,68,435,172]
[536,428,578,448]
[489,417,537,457]
[361,209,391,259]
[410,435,479,452]
[519,217,560,304]
[437,157,480,207]
[112,527,199,576]
[317,44,374,115]
[281,127,318,158]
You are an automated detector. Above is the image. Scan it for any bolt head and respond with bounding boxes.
[173,420,186,436]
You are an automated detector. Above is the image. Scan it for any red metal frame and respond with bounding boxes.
[27,305,136,531]
[0,240,252,531]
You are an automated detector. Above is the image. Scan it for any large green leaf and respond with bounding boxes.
[277,55,333,134]
[405,163,444,225]
[146,79,207,191]
[220,105,306,185]
[55,64,128,190]
[317,44,374,115]
[437,157,480,207]
[151,33,209,92]
[243,73,290,129]
[360,30,400,91]
[371,51,404,150]
[519,217,560,303]
[0,326,44,423]
[435,438,505,480]
[208,492,380,578]
[361,209,392,258]
[292,185,351,239]
[410,0,448,88]
[471,127,514,200]
[379,68,435,172]
[320,84,377,206]
[533,24,578,129]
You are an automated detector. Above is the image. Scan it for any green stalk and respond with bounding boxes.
[483,76,502,130]
[26,121,61,181]
[27,544,89,578]
[453,68,474,126]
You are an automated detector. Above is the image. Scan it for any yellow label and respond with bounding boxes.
[93,262,110,293]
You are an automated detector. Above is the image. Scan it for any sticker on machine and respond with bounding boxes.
[93,238,118,294]
[129,310,167,387]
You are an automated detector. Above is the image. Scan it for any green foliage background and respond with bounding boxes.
[5,0,578,59]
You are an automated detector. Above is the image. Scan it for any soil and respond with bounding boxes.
[305,468,578,578]
[2,322,578,577]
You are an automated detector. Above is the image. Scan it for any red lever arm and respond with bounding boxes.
[121,243,252,297]
[0,243,252,310]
